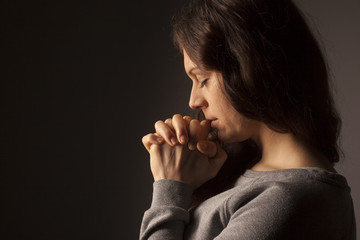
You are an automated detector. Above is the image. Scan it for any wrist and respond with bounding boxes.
[151,179,193,209]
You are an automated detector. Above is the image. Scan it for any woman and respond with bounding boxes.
[140,0,356,239]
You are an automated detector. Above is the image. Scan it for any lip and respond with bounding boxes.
[210,119,218,128]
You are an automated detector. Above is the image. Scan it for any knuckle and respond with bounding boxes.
[141,136,146,145]
[154,120,163,128]
[149,144,160,153]
[183,116,192,127]
[173,113,182,119]
[164,119,173,127]
[190,119,200,125]
[200,119,209,126]
[142,134,150,144]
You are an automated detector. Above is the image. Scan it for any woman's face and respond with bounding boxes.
[184,50,261,143]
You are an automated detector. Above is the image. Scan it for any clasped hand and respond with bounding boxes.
[142,114,227,190]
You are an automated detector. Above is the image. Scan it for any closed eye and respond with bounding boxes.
[200,79,208,88]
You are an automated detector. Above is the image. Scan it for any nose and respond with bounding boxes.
[189,85,207,110]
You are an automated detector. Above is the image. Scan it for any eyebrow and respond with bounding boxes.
[187,67,203,77]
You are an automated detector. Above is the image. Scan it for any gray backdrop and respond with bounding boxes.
[295,0,360,234]
[1,0,358,239]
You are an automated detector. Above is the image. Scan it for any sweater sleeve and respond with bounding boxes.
[139,179,193,240]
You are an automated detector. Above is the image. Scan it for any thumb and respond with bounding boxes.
[197,140,217,158]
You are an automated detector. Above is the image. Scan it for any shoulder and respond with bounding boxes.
[234,167,350,192]
[188,168,354,239]
[226,167,351,214]
[196,168,355,239]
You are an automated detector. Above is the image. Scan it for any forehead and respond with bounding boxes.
[183,49,198,74]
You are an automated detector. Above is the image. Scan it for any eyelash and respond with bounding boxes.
[200,79,208,88]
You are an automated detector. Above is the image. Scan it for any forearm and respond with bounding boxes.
[140,180,193,240]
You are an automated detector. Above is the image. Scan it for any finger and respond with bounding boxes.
[197,140,217,158]
[188,119,201,150]
[164,118,181,145]
[199,120,211,140]
[142,133,164,152]
[208,142,228,177]
[155,120,178,146]
[188,119,210,150]
[164,118,174,130]
[172,114,189,145]
[183,116,192,127]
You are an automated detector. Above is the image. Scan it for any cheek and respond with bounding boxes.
[223,114,254,141]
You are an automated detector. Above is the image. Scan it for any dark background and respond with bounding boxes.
[1,0,359,239]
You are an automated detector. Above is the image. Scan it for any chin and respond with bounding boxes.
[215,131,233,143]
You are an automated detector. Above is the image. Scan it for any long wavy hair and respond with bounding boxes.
[172,0,342,206]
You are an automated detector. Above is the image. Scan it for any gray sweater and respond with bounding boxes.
[140,168,356,239]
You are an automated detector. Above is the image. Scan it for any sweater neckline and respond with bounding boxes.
[244,167,337,177]
[241,167,350,190]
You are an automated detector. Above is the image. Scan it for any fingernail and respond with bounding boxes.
[180,135,187,144]
[188,142,196,150]
[156,137,163,143]
[171,137,177,145]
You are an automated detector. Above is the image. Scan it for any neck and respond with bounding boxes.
[250,124,335,172]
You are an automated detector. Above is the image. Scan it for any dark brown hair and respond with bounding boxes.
[172,0,342,204]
